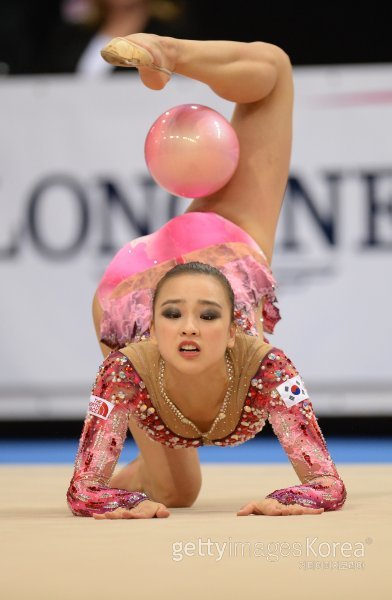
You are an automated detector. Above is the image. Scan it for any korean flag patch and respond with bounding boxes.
[88,395,115,420]
[276,376,309,408]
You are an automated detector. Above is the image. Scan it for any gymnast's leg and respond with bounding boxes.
[110,416,202,508]
[110,33,294,264]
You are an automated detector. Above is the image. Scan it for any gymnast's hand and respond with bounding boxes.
[92,500,170,519]
[237,498,324,516]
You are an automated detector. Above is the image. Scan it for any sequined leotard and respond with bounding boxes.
[67,333,347,516]
[67,211,346,515]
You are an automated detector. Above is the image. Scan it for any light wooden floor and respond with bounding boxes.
[1,464,391,600]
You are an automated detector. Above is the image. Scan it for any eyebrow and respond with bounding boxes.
[160,299,223,309]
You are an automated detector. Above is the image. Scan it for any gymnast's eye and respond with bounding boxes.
[161,309,181,319]
[200,311,220,320]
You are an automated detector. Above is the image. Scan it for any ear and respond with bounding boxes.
[227,322,237,348]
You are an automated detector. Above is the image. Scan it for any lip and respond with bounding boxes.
[178,341,201,358]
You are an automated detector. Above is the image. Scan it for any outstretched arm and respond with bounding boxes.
[67,352,169,518]
[237,349,347,516]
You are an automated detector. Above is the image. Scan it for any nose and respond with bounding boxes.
[181,316,199,336]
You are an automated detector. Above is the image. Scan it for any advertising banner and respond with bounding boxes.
[1,65,391,418]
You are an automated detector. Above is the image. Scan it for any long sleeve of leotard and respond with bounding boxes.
[251,349,347,511]
[67,352,149,517]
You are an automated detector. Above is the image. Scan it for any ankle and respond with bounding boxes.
[159,36,180,70]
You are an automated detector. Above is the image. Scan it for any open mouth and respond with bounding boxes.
[179,344,200,353]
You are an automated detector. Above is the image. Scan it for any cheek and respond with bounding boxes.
[153,318,176,340]
[204,322,231,342]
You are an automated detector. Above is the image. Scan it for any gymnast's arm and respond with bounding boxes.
[237,350,346,516]
[66,352,150,517]
[257,350,347,511]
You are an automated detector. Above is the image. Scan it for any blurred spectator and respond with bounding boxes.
[53,0,189,75]
[0,1,390,75]
[0,0,189,75]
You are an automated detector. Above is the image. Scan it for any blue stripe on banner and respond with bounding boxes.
[0,438,391,464]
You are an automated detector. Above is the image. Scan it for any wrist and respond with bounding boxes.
[129,491,150,508]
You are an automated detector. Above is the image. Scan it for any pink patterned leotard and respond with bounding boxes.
[67,336,347,516]
[68,212,346,516]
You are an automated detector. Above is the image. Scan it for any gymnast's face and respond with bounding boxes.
[151,274,236,375]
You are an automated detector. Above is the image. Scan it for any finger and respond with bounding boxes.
[290,507,306,515]
[237,502,257,516]
[289,504,324,515]
[268,503,295,516]
[120,501,170,519]
[279,506,324,516]
[282,506,303,516]
[287,509,303,516]
[121,509,140,519]
[125,504,165,519]
[156,505,170,518]
[106,509,125,519]
[124,507,151,519]
[93,509,123,519]
[278,507,291,516]
[237,506,252,516]
[302,507,324,515]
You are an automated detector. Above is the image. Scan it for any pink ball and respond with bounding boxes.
[144,104,240,198]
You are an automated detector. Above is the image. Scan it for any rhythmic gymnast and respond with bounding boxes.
[67,33,347,518]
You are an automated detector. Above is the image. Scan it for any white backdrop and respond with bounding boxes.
[1,65,391,419]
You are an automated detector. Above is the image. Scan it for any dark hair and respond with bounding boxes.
[152,261,235,321]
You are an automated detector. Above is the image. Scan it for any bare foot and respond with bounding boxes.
[110,454,144,492]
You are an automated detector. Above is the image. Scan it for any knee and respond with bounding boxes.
[165,492,200,508]
[154,483,201,508]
